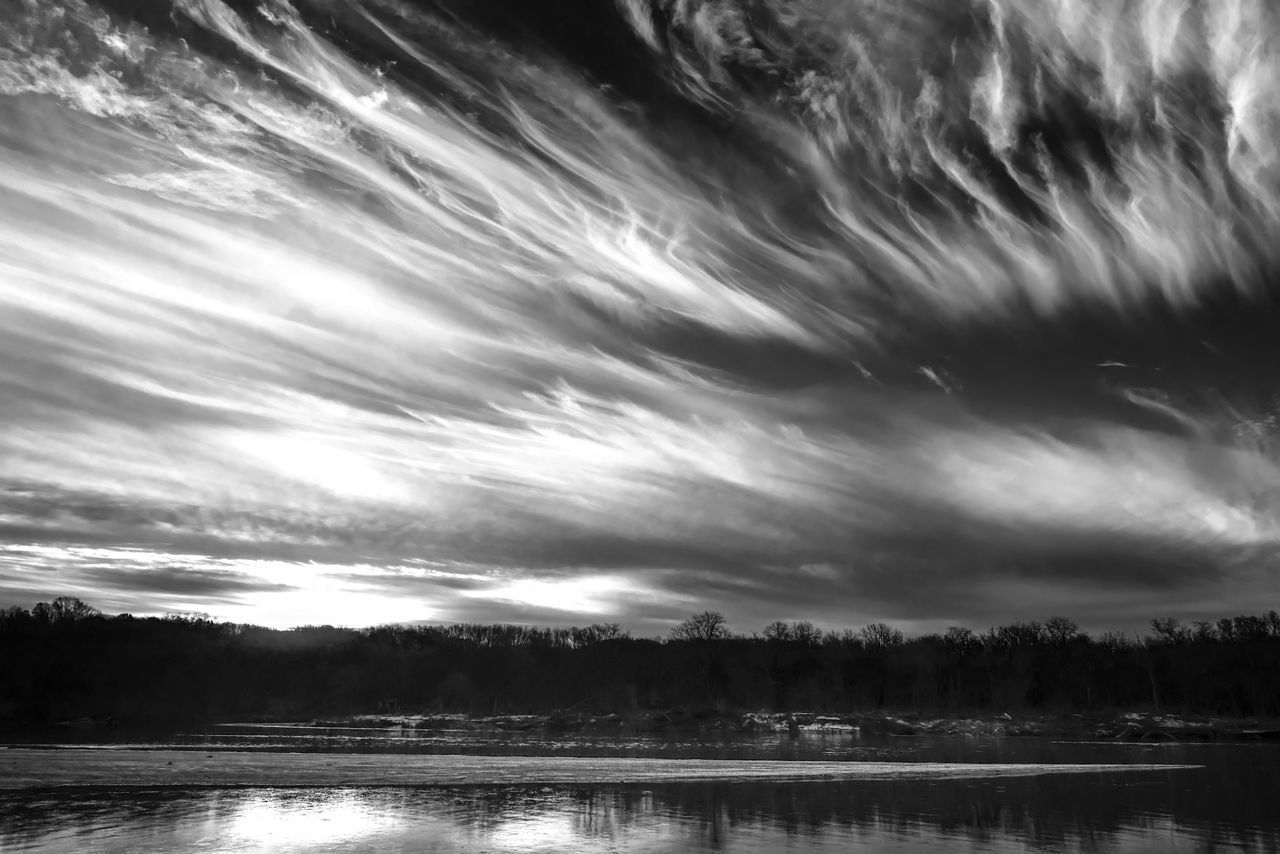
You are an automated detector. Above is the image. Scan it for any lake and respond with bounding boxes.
[2,724,1278,851]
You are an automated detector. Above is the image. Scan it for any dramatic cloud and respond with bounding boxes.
[0,0,1277,631]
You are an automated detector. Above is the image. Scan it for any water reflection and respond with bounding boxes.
[218,791,403,849]
[3,732,1277,852]
[3,764,1279,853]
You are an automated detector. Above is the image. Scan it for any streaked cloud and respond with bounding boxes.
[0,0,1277,631]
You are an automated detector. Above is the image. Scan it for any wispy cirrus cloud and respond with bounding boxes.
[0,0,1277,631]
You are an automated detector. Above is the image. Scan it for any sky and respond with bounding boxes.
[0,0,1278,635]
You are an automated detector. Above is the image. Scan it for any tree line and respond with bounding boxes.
[2,600,1278,724]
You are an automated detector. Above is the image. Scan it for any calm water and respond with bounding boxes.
[2,726,1278,852]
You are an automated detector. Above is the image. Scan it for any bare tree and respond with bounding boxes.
[1191,620,1217,642]
[1044,616,1080,645]
[859,622,904,650]
[1151,617,1190,644]
[943,626,978,651]
[988,621,1045,650]
[670,611,730,641]
[790,621,823,645]
[31,598,98,623]
[763,621,792,642]
[570,623,628,647]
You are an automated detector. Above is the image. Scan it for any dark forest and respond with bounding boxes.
[3,600,1279,725]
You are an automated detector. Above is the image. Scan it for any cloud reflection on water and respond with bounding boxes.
[2,734,1278,854]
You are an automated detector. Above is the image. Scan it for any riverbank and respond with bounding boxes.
[11,709,1279,743]
[0,748,1200,789]
[294,710,1280,742]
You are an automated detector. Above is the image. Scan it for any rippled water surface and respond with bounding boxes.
[2,726,1278,852]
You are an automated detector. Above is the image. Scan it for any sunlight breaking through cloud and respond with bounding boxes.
[1,0,1279,629]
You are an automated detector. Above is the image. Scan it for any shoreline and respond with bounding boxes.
[292,710,1280,742]
[10,709,1280,743]
[0,748,1202,789]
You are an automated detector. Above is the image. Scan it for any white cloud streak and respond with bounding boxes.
[0,0,1277,627]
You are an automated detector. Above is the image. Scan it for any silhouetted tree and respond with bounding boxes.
[1044,617,1079,645]
[1192,621,1217,642]
[763,621,792,642]
[670,611,730,641]
[859,623,904,650]
[943,626,978,650]
[3,599,1280,723]
[1151,617,1190,644]
[790,621,823,645]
